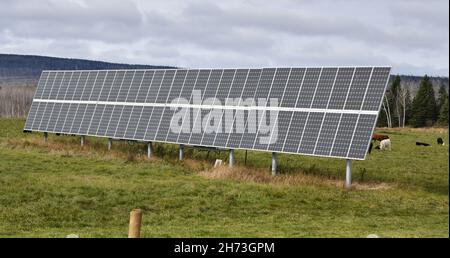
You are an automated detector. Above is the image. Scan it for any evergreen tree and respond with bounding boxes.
[437,96,449,126]
[437,84,448,112]
[409,75,437,127]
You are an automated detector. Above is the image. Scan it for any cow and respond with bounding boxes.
[416,142,430,146]
[372,134,389,141]
[380,139,391,151]
[437,137,445,145]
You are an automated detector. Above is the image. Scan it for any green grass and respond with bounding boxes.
[0,118,448,237]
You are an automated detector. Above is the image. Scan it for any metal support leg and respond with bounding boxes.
[179,144,184,161]
[271,152,277,176]
[147,142,153,159]
[229,149,235,167]
[108,138,112,150]
[80,135,85,146]
[345,159,352,188]
[43,132,48,143]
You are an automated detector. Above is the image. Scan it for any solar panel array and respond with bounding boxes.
[24,67,391,160]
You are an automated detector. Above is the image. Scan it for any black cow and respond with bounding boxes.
[437,137,444,145]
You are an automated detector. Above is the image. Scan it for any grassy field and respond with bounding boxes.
[0,118,448,237]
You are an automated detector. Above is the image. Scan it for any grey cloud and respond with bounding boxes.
[0,0,448,76]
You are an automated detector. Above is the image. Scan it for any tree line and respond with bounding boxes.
[378,75,448,128]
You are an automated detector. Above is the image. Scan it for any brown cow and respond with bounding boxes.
[372,134,389,141]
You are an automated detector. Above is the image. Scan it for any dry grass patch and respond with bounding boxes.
[200,165,392,190]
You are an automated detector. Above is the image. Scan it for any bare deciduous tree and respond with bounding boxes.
[0,86,36,117]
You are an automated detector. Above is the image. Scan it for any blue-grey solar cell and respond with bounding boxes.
[330,114,358,157]
[88,104,105,135]
[96,105,114,136]
[82,72,99,101]
[267,68,290,106]
[232,70,263,149]
[124,106,144,139]
[89,71,106,101]
[282,112,308,153]
[49,72,64,100]
[176,70,211,144]
[98,71,117,101]
[40,72,55,99]
[134,71,153,103]
[143,70,161,103]
[79,104,95,135]
[347,114,377,159]
[226,69,249,99]
[54,103,69,132]
[166,70,188,103]
[297,112,325,154]
[25,67,390,160]
[134,106,153,139]
[156,70,176,103]
[311,68,338,109]
[362,67,390,111]
[280,68,306,107]
[24,102,39,130]
[127,71,145,102]
[105,105,123,137]
[65,72,81,100]
[296,68,321,108]
[37,102,51,130]
[314,113,341,156]
[144,106,164,141]
[178,70,199,100]
[202,69,223,100]
[238,109,259,149]
[189,109,212,145]
[225,109,246,148]
[115,105,133,138]
[266,111,292,152]
[155,107,175,141]
[55,72,72,100]
[254,68,276,107]
[116,71,135,102]
[34,71,50,99]
[327,68,354,109]
[213,107,235,147]
[213,69,235,105]
[71,104,86,133]
[62,104,78,133]
[344,67,372,110]
[106,71,124,101]
[47,103,62,132]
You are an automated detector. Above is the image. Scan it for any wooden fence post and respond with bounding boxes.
[128,209,142,238]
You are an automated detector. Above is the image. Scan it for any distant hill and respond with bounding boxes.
[0,54,448,97]
[0,54,175,86]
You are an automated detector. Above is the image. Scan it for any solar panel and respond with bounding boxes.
[24,66,391,160]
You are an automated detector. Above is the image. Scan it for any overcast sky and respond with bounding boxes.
[0,0,448,76]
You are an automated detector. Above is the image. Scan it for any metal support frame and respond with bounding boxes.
[108,138,113,150]
[147,142,153,158]
[43,132,48,143]
[80,135,85,146]
[179,144,184,161]
[229,149,235,167]
[271,152,277,176]
[345,159,352,188]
